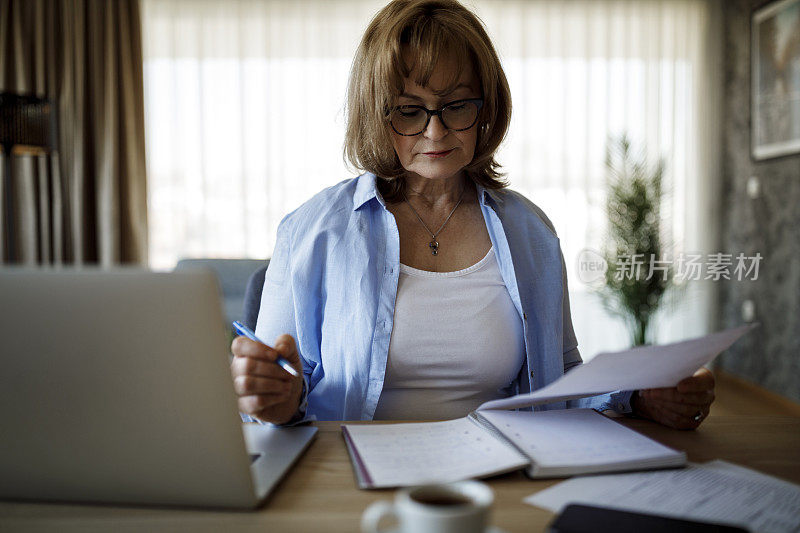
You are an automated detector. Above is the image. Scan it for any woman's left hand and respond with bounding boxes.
[632,367,715,430]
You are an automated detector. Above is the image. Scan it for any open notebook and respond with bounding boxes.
[342,324,754,489]
[343,409,685,489]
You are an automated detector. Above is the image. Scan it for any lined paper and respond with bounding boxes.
[478,409,683,472]
[342,418,529,488]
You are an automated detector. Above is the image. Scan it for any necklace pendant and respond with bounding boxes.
[429,240,439,256]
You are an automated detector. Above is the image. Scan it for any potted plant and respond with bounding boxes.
[596,134,676,346]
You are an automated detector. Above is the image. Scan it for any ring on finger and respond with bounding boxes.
[692,410,705,422]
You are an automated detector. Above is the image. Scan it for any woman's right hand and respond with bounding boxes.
[230,333,304,425]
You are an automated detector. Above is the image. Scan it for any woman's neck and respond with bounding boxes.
[403,172,468,212]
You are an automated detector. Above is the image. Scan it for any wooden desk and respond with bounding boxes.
[2,416,799,533]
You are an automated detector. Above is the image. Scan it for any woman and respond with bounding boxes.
[230,0,715,429]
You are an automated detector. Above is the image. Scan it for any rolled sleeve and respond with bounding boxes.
[569,389,634,414]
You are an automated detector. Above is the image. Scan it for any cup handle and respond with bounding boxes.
[361,500,398,533]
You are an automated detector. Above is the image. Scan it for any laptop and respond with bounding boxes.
[0,268,316,509]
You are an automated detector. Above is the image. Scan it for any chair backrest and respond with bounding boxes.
[174,258,267,327]
[243,262,269,330]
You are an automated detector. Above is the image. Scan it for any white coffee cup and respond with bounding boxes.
[360,480,494,533]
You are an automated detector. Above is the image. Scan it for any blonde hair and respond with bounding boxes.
[343,0,512,202]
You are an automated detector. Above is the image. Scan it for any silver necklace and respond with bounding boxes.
[401,185,466,256]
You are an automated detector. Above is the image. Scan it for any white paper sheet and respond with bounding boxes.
[479,324,756,411]
[343,418,530,488]
[525,460,800,533]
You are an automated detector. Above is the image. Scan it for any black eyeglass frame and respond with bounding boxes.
[387,98,485,136]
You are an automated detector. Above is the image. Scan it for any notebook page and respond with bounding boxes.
[342,418,529,488]
[478,409,682,469]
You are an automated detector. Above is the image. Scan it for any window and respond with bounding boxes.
[142,0,721,355]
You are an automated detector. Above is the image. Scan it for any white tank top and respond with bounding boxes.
[373,247,526,420]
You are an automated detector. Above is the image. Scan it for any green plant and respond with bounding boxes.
[597,134,674,346]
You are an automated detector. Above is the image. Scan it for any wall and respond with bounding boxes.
[718,0,800,402]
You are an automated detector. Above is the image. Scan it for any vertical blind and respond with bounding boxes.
[141,0,722,356]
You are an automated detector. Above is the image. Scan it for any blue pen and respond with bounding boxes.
[232,321,300,378]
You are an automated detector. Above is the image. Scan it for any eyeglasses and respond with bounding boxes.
[388,98,484,136]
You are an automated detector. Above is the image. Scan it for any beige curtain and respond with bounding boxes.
[0,0,147,265]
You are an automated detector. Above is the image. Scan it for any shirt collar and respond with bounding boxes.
[353,171,383,211]
[475,181,499,209]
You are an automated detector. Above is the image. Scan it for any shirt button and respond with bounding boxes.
[523,313,528,320]
[530,370,535,378]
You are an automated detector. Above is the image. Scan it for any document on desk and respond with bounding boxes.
[525,460,800,533]
[479,323,756,411]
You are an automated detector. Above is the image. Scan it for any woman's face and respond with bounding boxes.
[389,55,482,184]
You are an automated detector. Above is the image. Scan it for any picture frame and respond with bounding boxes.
[751,0,800,160]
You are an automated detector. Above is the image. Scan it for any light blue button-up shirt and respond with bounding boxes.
[247,171,633,422]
